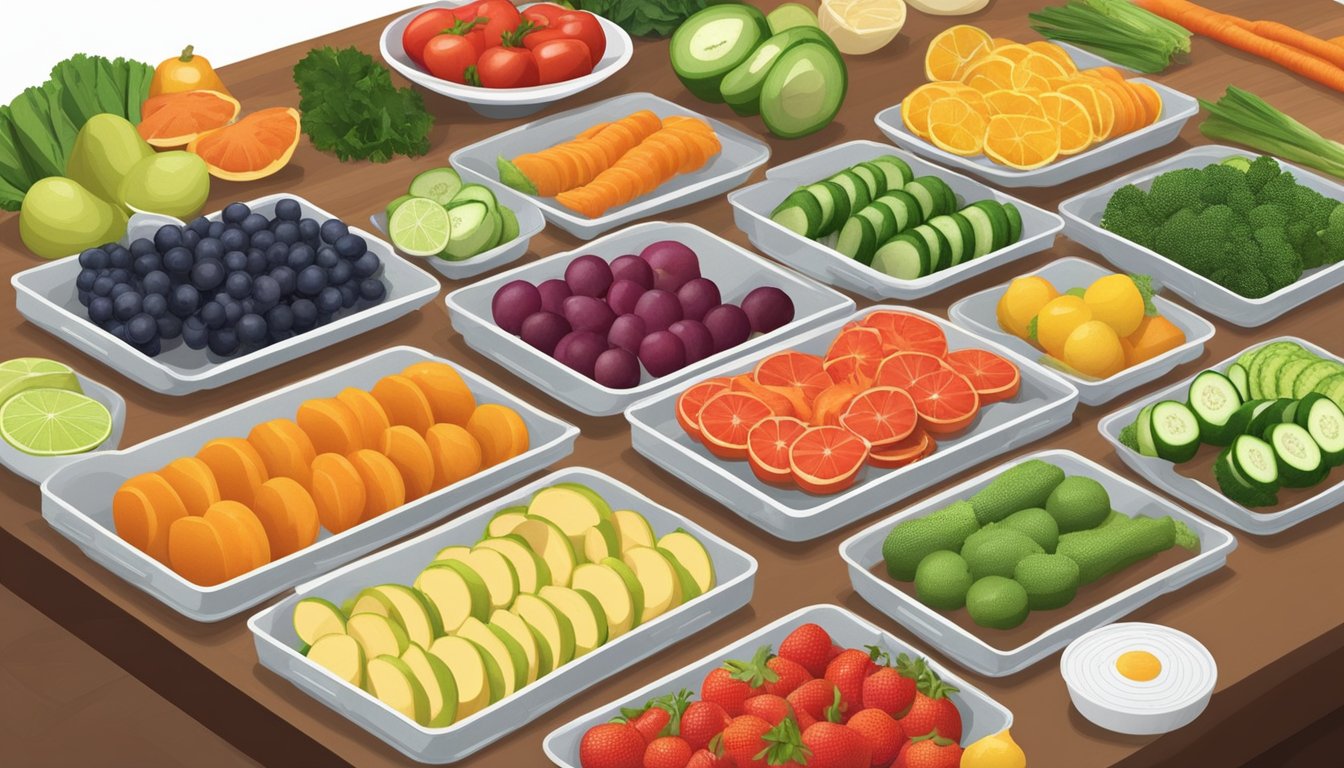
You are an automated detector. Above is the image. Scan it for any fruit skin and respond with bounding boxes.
[1062,320,1126,379]
[1014,552,1081,610]
[861,662,918,719]
[579,721,646,768]
[701,645,776,717]
[679,701,731,751]
[631,705,672,744]
[914,550,974,610]
[845,708,906,766]
[960,729,1026,768]
[66,114,155,207]
[968,459,1066,526]
[150,45,232,98]
[19,176,127,259]
[1045,475,1112,533]
[965,575,1031,630]
[1033,295,1092,359]
[743,693,795,726]
[899,671,962,744]
[764,655,812,698]
[823,648,877,718]
[960,527,1043,581]
[642,736,693,768]
[787,678,845,729]
[118,150,210,220]
[996,276,1058,339]
[685,748,732,768]
[779,622,834,678]
[882,501,980,581]
[187,107,301,182]
[892,731,963,768]
[720,714,775,768]
[1083,274,1145,337]
[800,720,872,768]
[1124,314,1186,366]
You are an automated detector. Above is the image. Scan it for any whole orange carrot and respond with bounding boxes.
[1233,19,1344,69]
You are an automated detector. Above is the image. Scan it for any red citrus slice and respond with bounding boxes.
[789,426,870,494]
[676,378,731,440]
[824,326,885,385]
[873,351,952,389]
[762,385,814,423]
[810,382,866,426]
[730,374,797,418]
[698,391,774,460]
[868,428,937,468]
[862,311,949,357]
[747,417,809,484]
[137,90,241,148]
[187,106,301,182]
[839,387,918,448]
[944,348,1021,404]
[906,369,981,434]
[754,352,833,401]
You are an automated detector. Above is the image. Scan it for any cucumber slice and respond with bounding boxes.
[1213,446,1277,507]
[1248,398,1294,436]
[857,203,897,243]
[409,168,463,205]
[1258,352,1300,399]
[958,204,996,259]
[771,190,824,237]
[1003,203,1022,243]
[902,177,942,220]
[849,164,883,199]
[767,2,819,34]
[1322,373,1344,411]
[720,26,832,116]
[444,201,496,260]
[870,233,931,280]
[1273,357,1315,400]
[810,181,851,236]
[1224,398,1266,436]
[1229,434,1280,490]
[927,214,973,267]
[873,190,923,234]
[1187,370,1241,446]
[759,41,847,139]
[1295,392,1344,465]
[910,224,950,273]
[827,171,871,212]
[498,206,520,243]
[836,215,878,264]
[1135,404,1158,457]
[450,184,498,212]
[919,176,955,216]
[799,183,836,235]
[870,155,911,190]
[1294,360,1344,398]
[1150,400,1200,463]
[1227,363,1251,402]
[670,4,772,103]
[968,201,1010,251]
[1263,422,1325,487]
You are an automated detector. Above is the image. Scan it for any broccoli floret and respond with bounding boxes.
[1147,168,1206,219]
[1101,184,1161,248]
[1255,170,1301,208]
[1248,203,1290,232]
[1254,227,1303,292]
[1212,259,1272,297]
[1291,185,1336,230]
[1118,421,1140,452]
[1244,155,1282,195]
[1199,163,1252,207]
[1318,204,1344,265]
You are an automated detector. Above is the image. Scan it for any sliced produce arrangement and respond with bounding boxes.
[880,459,1201,630]
[670,3,847,138]
[490,239,795,389]
[292,482,716,727]
[674,310,1021,494]
[497,109,721,218]
[1029,0,1192,73]
[1118,341,1344,507]
[1100,155,1344,298]
[112,360,530,584]
[0,357,112,457]
[385,167,521,261]
[770,153,1026,280]
[906,26,1163,169]
[996,271,1186,379]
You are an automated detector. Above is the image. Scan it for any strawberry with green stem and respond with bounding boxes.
[892,731,963,768]
[779,622,834,678]
[679,700,731,752]
[701,645,779,717]
[862,652,923,718]
[802,719,873,768]
[898,665,962,744]
[788,679,845,731]
[717,714,810,768]
[620,689,693,744]
[824,646,880,718]
[579,721,646,768]
[643,736,693,768]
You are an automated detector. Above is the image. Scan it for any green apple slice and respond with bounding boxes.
[614,509,656,552]
[660,548,704,602]
[376,585,443,649]
[350,588,395,618]
[582,522,621,563]
[414,560,490,633]
[490,608,547,683]
[293,597,346,646]
[485,506,529,538]
[440,548,518,611]
[427,635,492,719]
[476,535,552,594]
[538,585,608,658]
[433,545,471,563]
[366,655,430,725]
[306,633,364,688]
[511,517,577,588]
[457,617,526,697]
[347,612,411,661]
[570,561,643,640]
[400,642,459,727]
[622,546,683,624]
[512,593,575,670]
[656,531,716,594]
[527,483,615,558]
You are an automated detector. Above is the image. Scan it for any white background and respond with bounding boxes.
[0,0,416,104]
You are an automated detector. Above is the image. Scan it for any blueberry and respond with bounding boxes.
[108,246,131,270]
[130,238,157,258]
[275,198,302,221]
[266,242,290,268]
[265,304,294,333]
[335,233,367,259]
[245,248,268,275]
[93,276,116,297]
[135,336,162,358]
[299,218,320,243]
[181,229,201,249]
[291,298,317,331]
[114,291,143,321]
[78,290,93,307]
[154,225,183,252]
[240,298,256,316]
[237,313,268,344]
[223,202,251,223]
[77,268,98,292]
[170,284,200,317]
[320,218,349,244]
[316,286,343,313]
[220,227,249,252]
[134,253,162,276]
[223,299,244,325]
[339,283,359,308]
[328,260,353,286]
[224,250,248,272]
[360,278,387,302]
[207,328,240,356]
[189,216,212,237]
[241,213,270,236]
[286,243,315,271]
[224,271,251,300]
[274,220,300,245]
[143,270,171,296]
[352,252,380,278]
[143,293,168,318]
[108,268,132,285]
[191,259,226,291]
[127,313,158,345]
[250,229,276,251]
[164,246,194,274]
[269,266,296,296]
[195,237,224,263]
[88,296,113,324]
[207,221,226,238]
[253,275,281,309]
[269,328,295,344]
[314,246,338,269]
[157,314,183,339]
[110,283,135,301]
[106,322,127,341]
[79,247,109,270]
[182,317,209,349]
[297,265,327,296]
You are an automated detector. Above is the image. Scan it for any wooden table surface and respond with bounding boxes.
[3,1,1343,766]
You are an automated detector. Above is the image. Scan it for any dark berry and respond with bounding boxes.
[79,247,109,270]
[335,233,367,259]
[88,296,113,324]
[320,218,349,244]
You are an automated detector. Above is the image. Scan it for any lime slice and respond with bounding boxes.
[0,357,71,387]
[389,197,452,257]
[0,388,112,456]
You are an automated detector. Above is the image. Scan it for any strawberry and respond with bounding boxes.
[581,722,647,768]
[685,749,733,768]
[892,732,963,768]
[898,667,962,744]
[828,644,845,663]
[764,656,812,698]
[742,694,794,726]
[643,736,693,768]
[824,648,878,718]
[623,690,693,744]
[800,721,872,768]
[679,701,731,752]
[861,653,923,718]
[788,679,845,726]
[845,708,906,766]
[702,646,778,717]
[778,622,833,677]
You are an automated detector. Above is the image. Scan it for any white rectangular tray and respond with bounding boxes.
[1098,336,1344,535]
[1059,145,1344,327]
[446,220,855,417]
[624,307,1079,542]
[543,604,1014,767]
[948,256,1216,405]
[0,370,126,485]
[41,346,578,621]
[449,92,771,239]
[11,194,441,396]
[840,449,1236,677]
[728,140,1064,301]
[249,467,757,764]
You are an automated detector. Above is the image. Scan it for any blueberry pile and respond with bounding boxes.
[75,198,388,358]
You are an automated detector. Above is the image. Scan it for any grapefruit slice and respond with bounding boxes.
[823,326,885,385]
[753,352,833,401]
[873,351,951,389]
[789,426,870,494]
[138,90,241,148]
[747,416,809,485]
[810,382,866,426]
[676,378,731,441]
[944,348,1021,404]
[730,374,797,418]
[839,387,918,448]
[862,311,949,357]
[188,107,301,182]
[868,428,936,468]
[906,368,980,435]
[762,385,814,423]
[698,391,774,460]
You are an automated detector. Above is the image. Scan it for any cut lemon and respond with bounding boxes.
[0,358,80,405]
[924,24,993,81]
[983,114,1061,170]
[819,0,907,56]
[388,197,452,258]
[0,388,112,456]
[1040,92,1095,155]
[928,97,988,156]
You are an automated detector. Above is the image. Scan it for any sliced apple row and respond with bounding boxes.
[290,482,717,728]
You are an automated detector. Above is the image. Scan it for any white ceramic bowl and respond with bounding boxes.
[379,1,634,119]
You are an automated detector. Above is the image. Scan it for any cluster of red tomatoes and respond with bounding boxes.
[402,2,607,88]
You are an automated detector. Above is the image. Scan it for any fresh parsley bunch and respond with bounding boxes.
[292,46,433,163]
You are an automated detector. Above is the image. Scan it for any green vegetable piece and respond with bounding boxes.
[497,156,538,196]
[1013,553,1080,611]
[996,507,1060,553]
[1200,87,1344,182]
[960,527,1043,581]
[968,459,1066,526]
[881,500,979,582]
[966,576,1029,630]
[1045,475,1112,534]
[914,551,974,611]
[1056,515,1177,584]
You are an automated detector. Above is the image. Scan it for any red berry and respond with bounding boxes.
[679,701,730,752]
[899,670,963,745]
[779,622,834,677]
[892,732,963,768]
[581,722,647,768]
[764,656,812,698]
[632,707,672,744]
[720,715,774,768]
[685,749,732,768]
[643,736,693,768]
[862,666,918,717]
[801,721,872,768]
[743,693,794,726]
[845,708,906,766]
[788,678,845,725]
[824,649,878,719]
[702,646,777,717]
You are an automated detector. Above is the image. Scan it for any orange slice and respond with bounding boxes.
[247,419,316,489]
[1040,92,1095,156]
[962,55,1015,93]
[206,500,271,571]
[137,90,241,148]
[252,476,320,559]
[927,97,988,156]
[168,516,229,586]
[1026,41,1078,75]
[297,397,364,455]
[992,43,1034,64]
[336,388,392,450]
[196,437,269,507]
[401,361,477,426]
[380,425,436,501]
[925,24,995,81]
[347,449,406,523]
[1126,81,1163,127]
[187,106,300,182]
[113,472,188,564]
[1059,82,1114,141]
[465,404,529,468]
[984,114,1061,170]
[424,423,482,491]
[310,453,366,534]
[1011,53,1069,92]
[902,82,960,139]
[371,374,435,435]
[202,504,258,578]
[983,89,1044,117]
[159,456,221,517]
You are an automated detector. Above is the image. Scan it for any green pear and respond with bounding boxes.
[19,176,127,259]
[66,114,154,207]
[118,150,210,220]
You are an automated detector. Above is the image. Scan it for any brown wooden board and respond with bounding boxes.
[2,1,1343,766]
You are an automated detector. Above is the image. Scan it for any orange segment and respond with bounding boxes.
[206,500,271,571]
[187,107,300,182]
[401,361,476,426]
[675,378,732,441]
[925,24,995,81]
[424,423,483,490]
[983,114,1061,170]
[168,516,229,586]
[1126,81,1162,127]
[962,56,1015,93]
[247,419,316,489]
[1026,41,1078,75]
[347,449,406,522]
[336,388,391,450]
[902,82,959,138]
[137,90,241,148]
[746,416,809,485]
[196,437,269,507]
[380,426,437,501]
[788,426,869,495]
[159,456,221,517]
[253,476,319,558]
[465,404,530,468]
[372,374,436,435]
[1040,92,1095,156]
[297,397,364,455]
[201,506,256,578]
[1011,53,1069,92]
[984,89,1044,117]
[113,472,188,564]
[697,391,774,460]
[310,454,366,534]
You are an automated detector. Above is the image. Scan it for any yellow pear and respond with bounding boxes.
[960,729,1026,768]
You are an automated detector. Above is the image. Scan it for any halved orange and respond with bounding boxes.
[863,311,949,357]
[839,387,918,448]
[676,378,732,441]
[983,114,1061,170]
[984,90,1044,118]
[196,437,269,507]
[466,404,529,468]
[138,90,240,148]
[424,423,482,490]
[753,352,833,402]
[381,425,436,501]
[187,106,300,182]
[868,428,936,469]
[789,426,870,495]
[943,348,1021,404]
[925,25,995,82]
[746,416,809,485]
[401,361,477,426]
[873,351,951,389]
[906,369,981,435]
[697,390,773,460]
[927,97,988,156]
[310,453,366,534]
[823,326,886,385]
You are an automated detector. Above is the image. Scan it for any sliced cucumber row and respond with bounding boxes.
[1237,340,1344,405]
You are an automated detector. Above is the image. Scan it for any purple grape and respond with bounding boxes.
[703,304,751,353]
[633,289,683,333]
[594,347,641,389]
[640,241,700,292]
[563,295,616,336]
[638,331,687,378]
[676,277,721,322]
[553,331,608,378]
[520,311,571,356]
[609,254,654,289]
[741,286,796,334]
[607,313,647,354]
[606,279,646,316]
[492,280,541,334]
[669,319,714,364]
[538,278,572,315]
[564,254,614,298]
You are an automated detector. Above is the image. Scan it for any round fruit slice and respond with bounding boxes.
[924,24,994,82]
[789,426,870,494]
[867,428,936,469]
[676,378,731,440]
[906,368,981,435]
[839,387,918,448]
[137,90,241,148]
[388,198,452,257]
[187,107,300,182]
[902,82,959,139]
[747,416,809,485]
[873,351,951,390]
[824,326,885,385]
[944,348,1021,404]
[862,311,948,357]
[983,113,1061,171]
[0,388,111,456]
[697,390,774,460]
[753,352,833,402]
[927,96,987,157]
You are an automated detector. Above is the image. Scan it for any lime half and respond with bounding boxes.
[0,357,72,389]
[0,388,112,456]
[388,197,452,257]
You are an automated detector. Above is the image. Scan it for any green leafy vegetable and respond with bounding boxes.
[1128,274,1157,316]
[1029,0,1191,73]
[1200,86,1344,180]
[578,0,708,38]
[292,46,433,163]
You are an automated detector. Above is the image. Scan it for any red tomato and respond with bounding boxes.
[475,0,523,48]
[522,3,570,27]
[522,28,572,50]
[533,39,593,84]
[402,8,457,67]
[452,1,485,21]
[477,46,539,88]
[422,33,480,84]
[553,12,607,66]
